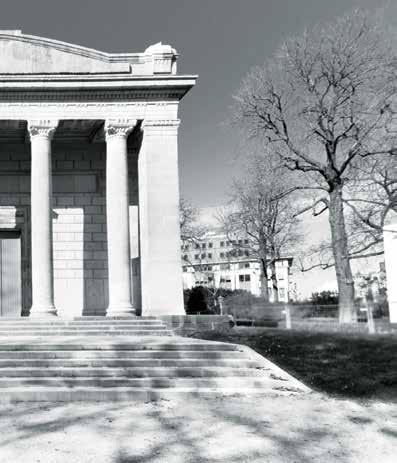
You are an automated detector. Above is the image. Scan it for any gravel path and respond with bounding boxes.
[0,393,395,462]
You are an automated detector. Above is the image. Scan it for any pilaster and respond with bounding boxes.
[139,119,184,315]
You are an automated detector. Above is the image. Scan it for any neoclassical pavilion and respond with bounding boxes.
[0,30,196,318]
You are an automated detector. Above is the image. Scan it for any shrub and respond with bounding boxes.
[311,291,339,305]
[186,286,208,314]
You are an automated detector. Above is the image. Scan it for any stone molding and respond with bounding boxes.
[104,119,137,140]
[0,89,187,102]
[0,101,180,122]
[142,119,180,136]
[28,120,59,140]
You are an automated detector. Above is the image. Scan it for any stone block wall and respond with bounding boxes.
[0,140,140,316]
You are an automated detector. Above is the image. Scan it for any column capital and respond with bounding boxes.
[104,119,137,140]
[28,120,59,140]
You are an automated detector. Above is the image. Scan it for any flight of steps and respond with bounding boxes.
[0,317,309,401]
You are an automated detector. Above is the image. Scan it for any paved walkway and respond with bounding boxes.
[0,394,395,462]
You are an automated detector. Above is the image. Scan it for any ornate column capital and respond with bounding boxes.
[28,120,59,140]
[104,119,137,140]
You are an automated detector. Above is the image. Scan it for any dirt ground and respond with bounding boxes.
[0,393,395,463]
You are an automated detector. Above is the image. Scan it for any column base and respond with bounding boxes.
[106,305,136,317]
[29,306,58,318]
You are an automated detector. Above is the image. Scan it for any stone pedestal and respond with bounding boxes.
[105,119,136,316]
[28,120,58,317]
[139,120,184,316]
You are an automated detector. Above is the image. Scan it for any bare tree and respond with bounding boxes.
[232,10,396,322]
[179,198,207,246]
[218,154,303,302]
[344,154,397,257]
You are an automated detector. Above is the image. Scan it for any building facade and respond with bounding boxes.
[0,31,196,318]
[181,232,293,302]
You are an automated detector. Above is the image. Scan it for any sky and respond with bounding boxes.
[0,0,384,205]
[0,0,390,296]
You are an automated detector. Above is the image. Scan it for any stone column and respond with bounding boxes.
[28,120,58,317]
[139,119,184,315]
[105,119,136,316]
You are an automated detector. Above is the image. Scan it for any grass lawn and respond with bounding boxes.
[190,328,397,400]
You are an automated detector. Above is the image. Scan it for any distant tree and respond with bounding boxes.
[179,198,207,246]
[311,290,339,306]
[218,154,303,302]
[232,10,397,322]
[186,285,209,314]
[344,154,397,258]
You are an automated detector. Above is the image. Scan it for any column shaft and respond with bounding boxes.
[29,120,58,317]
[105,120,136,316]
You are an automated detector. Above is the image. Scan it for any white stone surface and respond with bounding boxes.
[0,32,196,317]
[105,120,136,316]
[139,120,184,315]
[28,120,58,317]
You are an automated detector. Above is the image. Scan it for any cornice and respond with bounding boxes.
[0,88,189,102]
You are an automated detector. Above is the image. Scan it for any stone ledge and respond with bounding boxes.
[158,315,233,335]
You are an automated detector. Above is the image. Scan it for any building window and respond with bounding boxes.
[239,274,251,282]
[238,239,242,245]
[220,241,224,247]
[208,253,212,259]
[220,252,225,258]
[244,262,250,268]
[245,250,250,257]
[208,242,213,248]
[183,254,188,261]
[244,239,249,245]
[201,253,206,259]
[202,243,206,249]
[238,250,243,256]
[220,263,230,270]
[182,266,187,272]
[195,244,200,249]
[194,254,199,260]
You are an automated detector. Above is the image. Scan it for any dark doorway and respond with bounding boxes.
[0,230,21,316]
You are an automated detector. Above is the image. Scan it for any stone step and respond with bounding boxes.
[0,376,295,389]
[0,386,303,402]
[0,322,168,327]
[0,358,262,368]
[0,350,245,359]
[0,325,168,331]
[0,367,269,378]
[0,316,158,321]
[0,342,237,352]
[0,330,173,337]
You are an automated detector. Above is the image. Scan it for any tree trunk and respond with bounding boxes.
[259,258,270,301]
[270,260,279,302]
[328,182,356,323]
